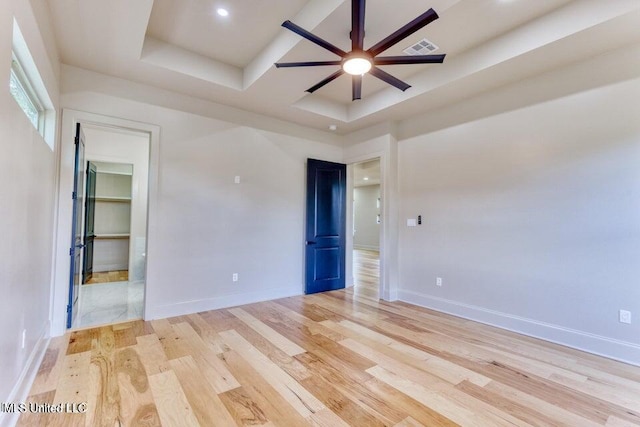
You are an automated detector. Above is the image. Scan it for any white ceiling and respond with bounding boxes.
[47,0,640,135]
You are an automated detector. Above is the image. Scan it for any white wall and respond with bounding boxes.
[54,66,342,327]
[0,0,59,419]
[398,77,640,364]
[354,185,380,250]
[84,126,149,281]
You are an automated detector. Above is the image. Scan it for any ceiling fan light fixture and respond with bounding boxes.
[276,2,444,100]
[343,56,372,75]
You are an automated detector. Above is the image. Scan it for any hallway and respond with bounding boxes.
[353,249,379,300]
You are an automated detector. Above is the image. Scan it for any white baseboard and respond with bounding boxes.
[0,322,50,427]
[382,288,398,302]
[94,263,128,272]
[398,289,640,366]
[146,287,302,320]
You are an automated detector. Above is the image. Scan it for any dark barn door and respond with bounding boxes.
[305,159,347,294]
[82,161,97,284]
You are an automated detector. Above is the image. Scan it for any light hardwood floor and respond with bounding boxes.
[21,289,640,426]
[354,249,379,299]
[84,270,129,285]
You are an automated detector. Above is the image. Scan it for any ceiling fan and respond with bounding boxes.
[275,0,446,101]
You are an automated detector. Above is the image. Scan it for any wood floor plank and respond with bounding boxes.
[148,370,200,427]
[297,365,387,427]
[368,365,526,427]
[136,333,170,376]
[50,351,91,426]
[85,326,123,426]
[226,312,311,381]
[20,291,640,426]
[457,379,601,427]
[114,346,160,426]
[217,386,273,426]
[218,348,314,426]
[16,390,55,427]
[66,328,97,355]
[186,312,230,354]
[229,307,306,356]
[362,377,458,427]
[28,335,69,395]
[269,300,346,341]
[170,355,237,427]
[394,416,427,427]
[149,318,190,360]
[114,325,137,348]
[219,329,325,418]
[171,321,241,393]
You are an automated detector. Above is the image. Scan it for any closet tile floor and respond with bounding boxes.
[77,281,143,328]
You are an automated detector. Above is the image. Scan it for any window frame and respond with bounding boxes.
[9,52,44,131]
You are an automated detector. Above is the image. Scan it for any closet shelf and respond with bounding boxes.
[95,196,131,203]
[94,233,130,239]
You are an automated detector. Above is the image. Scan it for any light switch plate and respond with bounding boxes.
[407,218,417,227]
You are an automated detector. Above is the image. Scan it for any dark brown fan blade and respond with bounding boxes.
[282,21,347,58]
[306,69,345,93]
[352,0,366,51]
[275,61,342,68]
[352,74,362,100]
[367,8,439,57]
[374,54,445,65]
[369,67,410,91]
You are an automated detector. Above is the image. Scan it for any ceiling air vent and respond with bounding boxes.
[403,38,439,56]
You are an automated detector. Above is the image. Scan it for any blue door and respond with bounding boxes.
[305,158,347,294]
[67,123,85,328]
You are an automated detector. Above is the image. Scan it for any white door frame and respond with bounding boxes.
[50,109,160,336]
[346,149,394,300]
[348,156,383,295]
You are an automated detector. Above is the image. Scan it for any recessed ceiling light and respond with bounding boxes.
[217,8,229,17]
[328,124,337,131]
[364,177,369,181]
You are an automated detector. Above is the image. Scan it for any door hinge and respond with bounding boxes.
[72,191,77,199]
[69,247,73,256]
[66,304,71,313]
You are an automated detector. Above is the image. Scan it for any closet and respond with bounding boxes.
[88,162,132,280]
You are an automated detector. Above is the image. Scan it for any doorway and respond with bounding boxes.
[75,125,150,328]
[52,109,159,336]
[352,159,381,299]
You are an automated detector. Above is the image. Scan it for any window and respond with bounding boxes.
[10,17,55,149]
[9,54,43,130]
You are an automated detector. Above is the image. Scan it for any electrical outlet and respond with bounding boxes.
[436,277,442,287]
[619,310,631,324]
[22,330,26,349]
[232,273,238,282]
